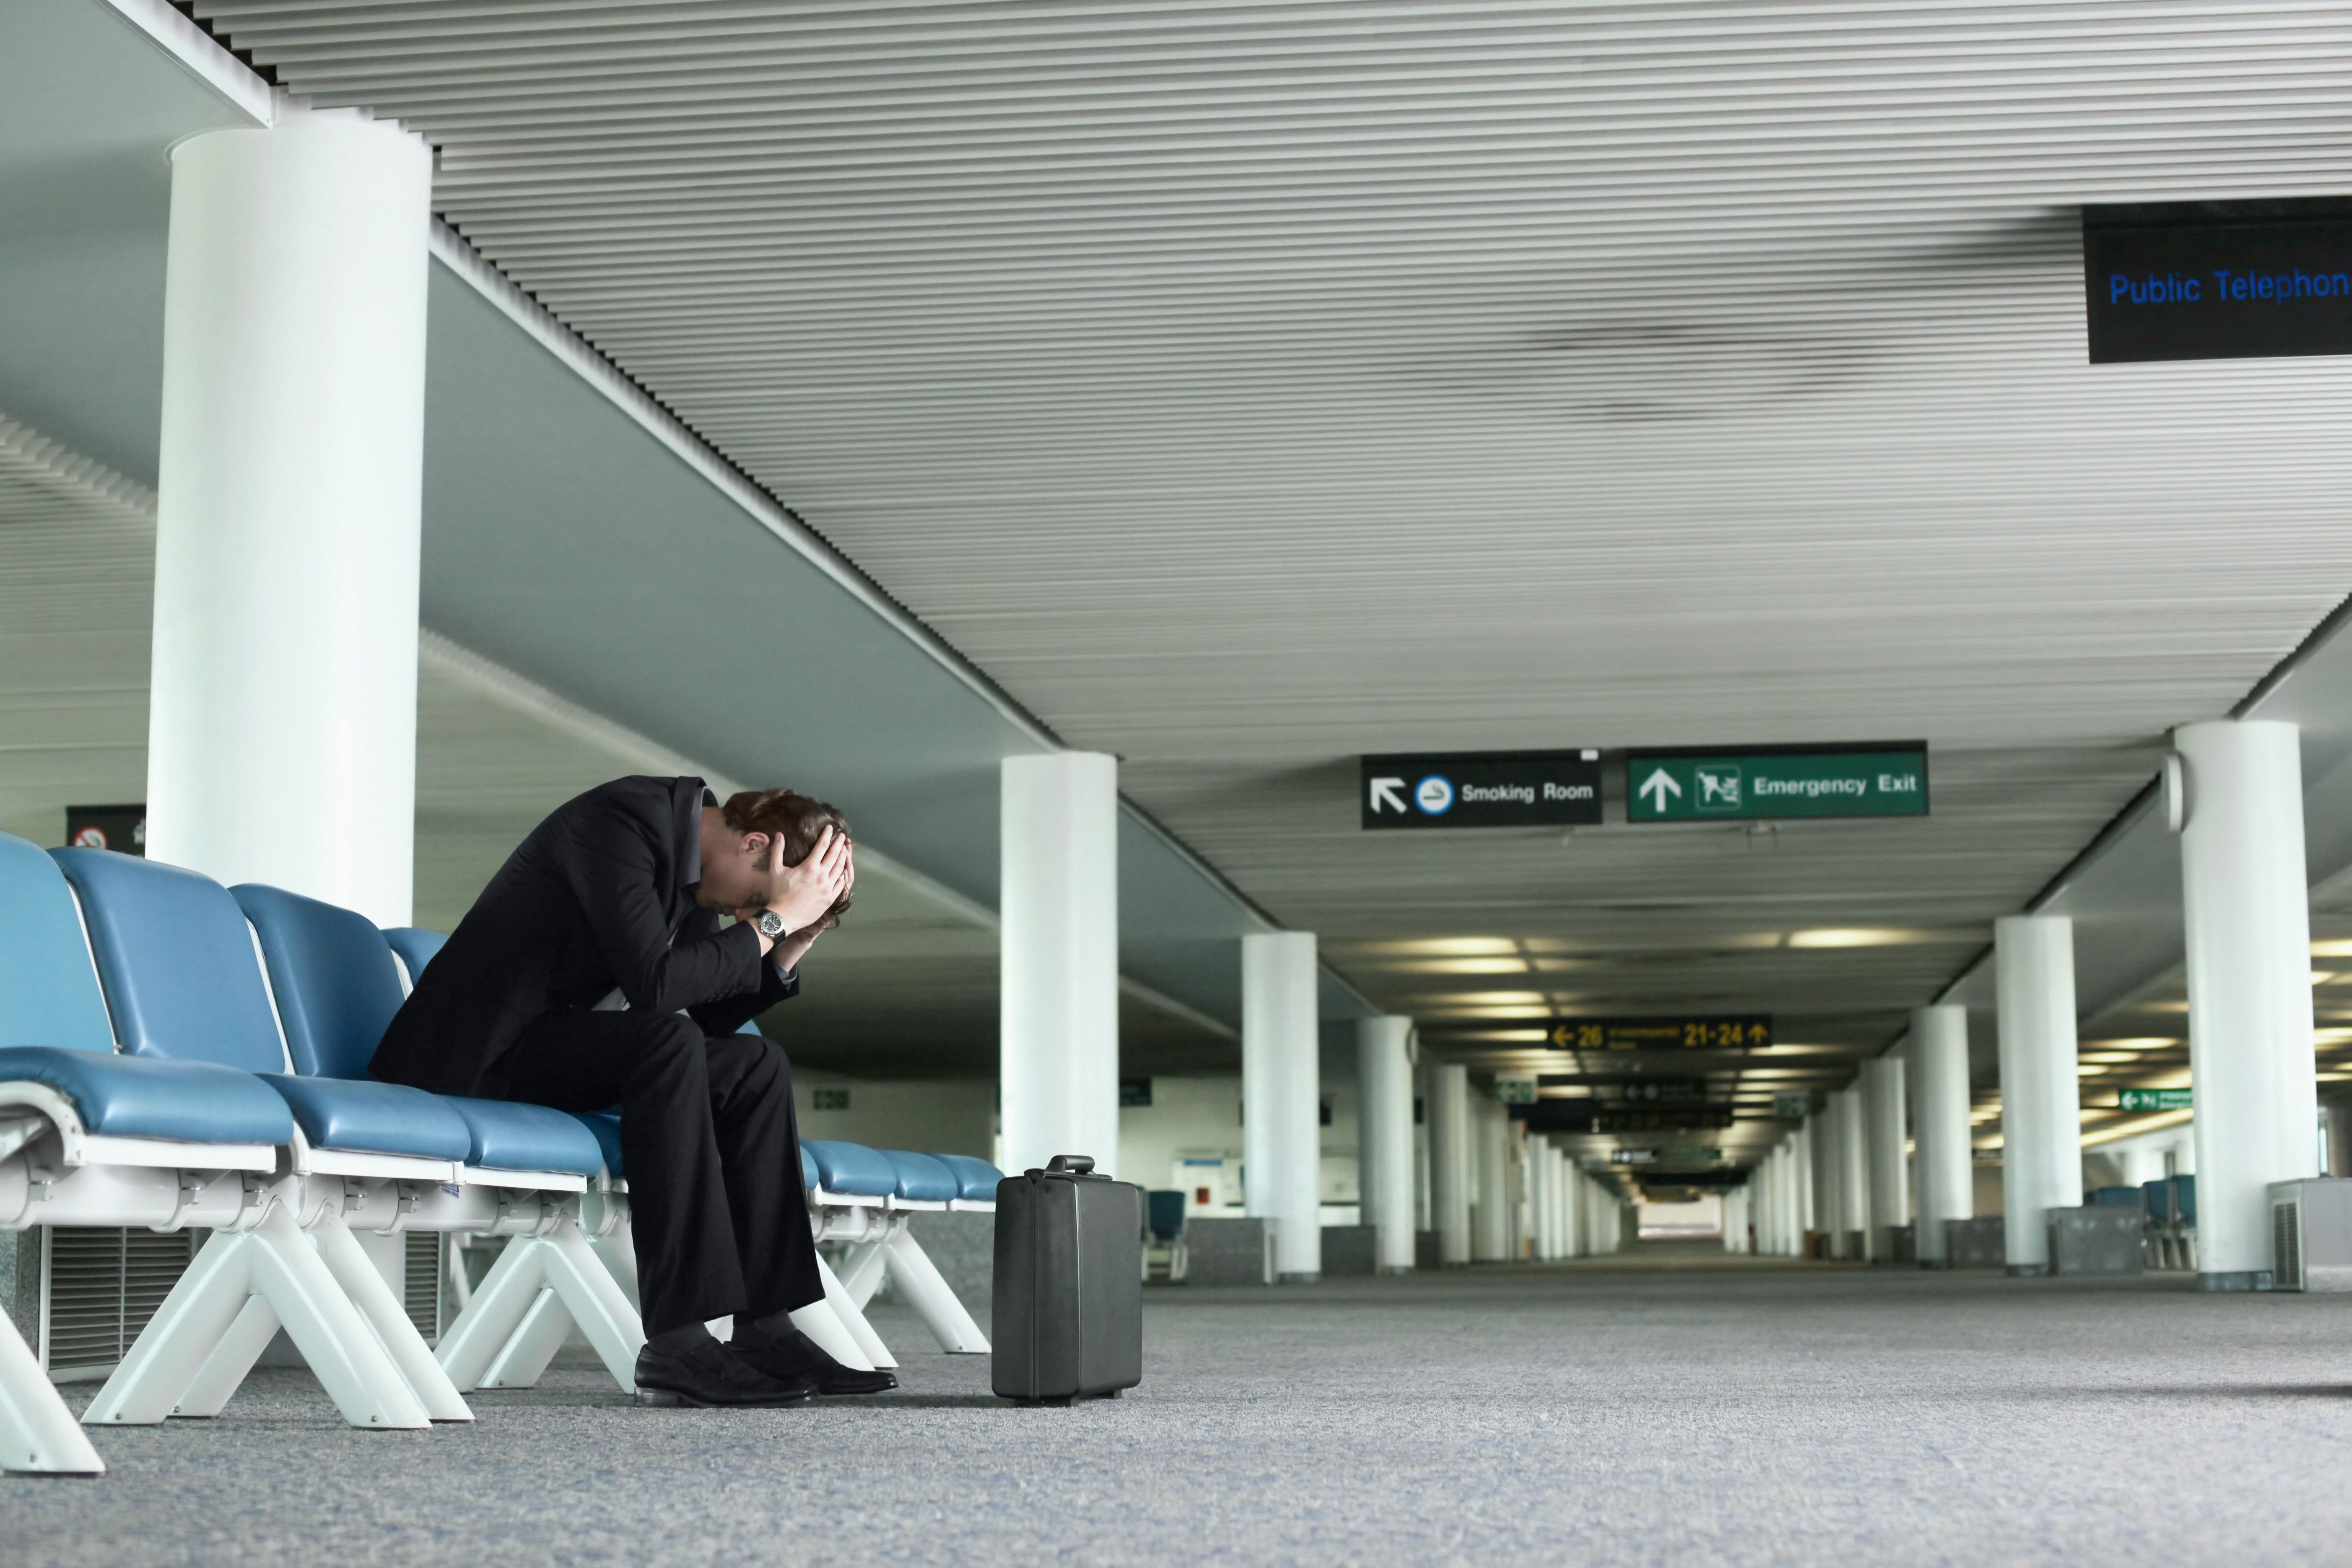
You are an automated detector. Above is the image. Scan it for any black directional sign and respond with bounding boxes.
[1360,750,1602,830]
[1548,1017,1772,1051]
[1514,1103,1739,1134]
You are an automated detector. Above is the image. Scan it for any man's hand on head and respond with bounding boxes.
[740,825,851,955]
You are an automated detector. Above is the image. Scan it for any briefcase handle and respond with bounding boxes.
[1045,1154,1096,1175]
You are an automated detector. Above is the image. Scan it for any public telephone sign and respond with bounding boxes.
[1624,742,1928,822]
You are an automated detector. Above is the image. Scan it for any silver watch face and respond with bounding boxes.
[758,910,785,937]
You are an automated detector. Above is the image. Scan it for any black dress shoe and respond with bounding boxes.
[732,1322,899,1395]
[634,1336,817,1407]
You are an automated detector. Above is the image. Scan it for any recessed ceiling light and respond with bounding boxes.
[1376,957,1530,975]
[1786,927,1976,949]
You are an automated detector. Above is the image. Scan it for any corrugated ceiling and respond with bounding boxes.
[183,3,2352,1121]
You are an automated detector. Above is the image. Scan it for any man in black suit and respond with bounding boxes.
[373,775,894,1407]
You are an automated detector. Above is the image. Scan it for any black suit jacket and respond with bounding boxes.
[371,775,797,1097]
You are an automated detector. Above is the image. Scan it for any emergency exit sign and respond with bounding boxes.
[1625,742,1928,822]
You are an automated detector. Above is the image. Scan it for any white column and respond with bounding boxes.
[1559,1151,1582,1258]
[1862,1057,1908,1262]
[1807,1113,1838,1256]
[1355,1016,1416,1274]
[2177,719,2320,1290]
[1996,915,2082,1274]
[1430,1063,1472,1264]
[1834,1088,1869,1256]
[1793,1123,1817,1247]
[1527,1135,1553,1260]
[1472,1095,1511,1262]
[1243,931,1321,1283]
[148,106,432,925]
[1000,753,1121,1176]
[1910,1005,1974,1267]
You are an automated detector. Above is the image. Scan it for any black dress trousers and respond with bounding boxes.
[491,1009,824,1337]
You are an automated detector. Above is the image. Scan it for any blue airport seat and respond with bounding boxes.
[1147,1189,1187,1241]
[877,1149,959,1203]
[803,1138,898,1196]
[0,1045,292,1147]
[2175,1173,2197,1225]
[9,838,445,1446]
[801,1143,818,1189]
[0,834,117,1053]
[233,885,475,1161]
[443,1096,607,1176]
[2142,1179,2172,1223]
[0,838,291,1146]
[381,926,446,984]
[576,1110,624,1178]
[934,1153,1005,1202]
[235,884,406,1078]
[263,1073,473,1162]
[54,848,289,1075]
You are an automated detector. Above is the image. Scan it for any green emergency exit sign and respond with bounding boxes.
[1625,742,1929,822]
[2118,1088,2192,1111]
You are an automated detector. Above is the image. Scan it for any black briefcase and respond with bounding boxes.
[991,1154,1143,1404]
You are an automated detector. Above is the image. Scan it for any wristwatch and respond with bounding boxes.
[754,909,789,940]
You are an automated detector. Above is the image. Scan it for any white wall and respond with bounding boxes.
[791,1068,995,1160]
[1637,1195,1723,1237]
[1117,1072,1367,1220]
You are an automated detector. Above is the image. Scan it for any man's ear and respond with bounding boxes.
[742,831,771,859]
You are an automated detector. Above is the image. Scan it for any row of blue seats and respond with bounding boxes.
[0,833,997,1473]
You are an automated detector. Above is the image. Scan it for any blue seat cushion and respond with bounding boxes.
[261,1075,472,1161]
[0,1046,291,1146]
[802,1139,897,1197]
[0,835,117,1054]
[934,1153,1005,1202]
[575,1111,623,1178]
[800,1144,816,1190]
[878,1149,959,1202]
[381,928,446,986]
[444,1097,605,1176]
[234,885,408,1081]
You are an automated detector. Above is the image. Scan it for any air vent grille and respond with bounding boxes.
[2275,1201,2304,1291]
[403,1231,439,1342]
[44,1227,198,1378]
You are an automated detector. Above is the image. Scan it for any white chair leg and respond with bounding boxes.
[87,1230,261,1425]
[93,1208,430,1430]
[815,1251,896,1369]
[588,1223,640,1312]
[788,1297,875,1372]
[171,1295,281,1419]
[0,1303,103,1474]
[313,1219,472,1422]
[541,1221,644,1391]
[478,1288,570,1389]
[884,1228,990,1354]
[440,1220,644,1395]
[434,1233,548,1393]
[839,1238,889,1309]
[244,1203,431,1430]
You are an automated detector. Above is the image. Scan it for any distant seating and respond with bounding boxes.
[823,1148,991,1356]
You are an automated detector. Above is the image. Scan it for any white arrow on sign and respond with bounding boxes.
[1368,776,1407,814]
[1637,768,1683,813]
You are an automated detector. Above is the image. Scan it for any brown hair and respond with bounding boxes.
[722,788,853,929]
